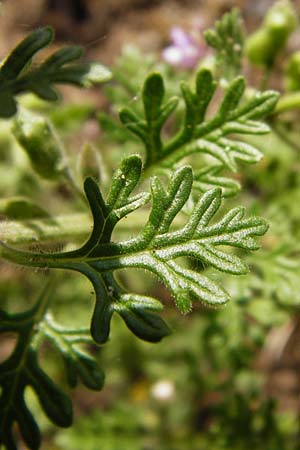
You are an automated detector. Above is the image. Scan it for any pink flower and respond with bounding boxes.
[162,26,205,69]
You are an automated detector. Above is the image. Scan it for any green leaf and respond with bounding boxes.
[143,72,165,123]
[0,285,104,450]
[118,68,278,195]
[194,69,217,122]
[165,69,217,153]
[114,294,171,342]
[47,62,111,88]
[41,46,83,71]
[0,27,53,80]
[0,159,268,339]
[218,77,245,117]
[0,27,111,118]
[118,307,171,343]
[27,351,73,428]
[0,91,17,117]
[204,8,245,80]
[41,315,105,390]
[119,72,178,166]
[90,284,114,344]
[81,155,149,253]
[88,168,266,313]
[107,154,144,209]
[0,310,70,449]
[193,165,240,197]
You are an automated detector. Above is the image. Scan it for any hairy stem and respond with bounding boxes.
[0,211,177,246]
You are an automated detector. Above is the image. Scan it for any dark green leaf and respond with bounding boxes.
[118,308,171,343]
[0,27,53,80]
[0,27,111,118]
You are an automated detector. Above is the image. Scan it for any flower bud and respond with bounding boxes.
[245,28,279,66]
[0,197,49,220]
[12,110,68,180]
[284,51,300,91]
[245,1,297,67]
[264,0,297,39]
[77,143,104,184]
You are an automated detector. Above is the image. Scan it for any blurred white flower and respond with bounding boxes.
[151,379,175,402]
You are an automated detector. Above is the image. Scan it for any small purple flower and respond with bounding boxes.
[162,26,205,69]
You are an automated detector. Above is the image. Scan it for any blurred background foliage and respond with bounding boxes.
[1,0,300,449]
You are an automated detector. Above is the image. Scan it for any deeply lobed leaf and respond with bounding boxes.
[0,295,104,450]
[119,68,278,196]
[0,157,268,340]
[0,27,111,118]
[204,8,245,80]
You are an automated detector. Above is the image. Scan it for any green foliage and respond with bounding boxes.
[245,0,297,67]
[0,282,103,450]
[12,109,68,181]
[1,3,299,448]
[0,196,49,220]
[284,51,300,91]
[54,299,290,450]
[0,155,268,345]
[0,27,111,118]
[119,69,278,196]
[204,8,245,80]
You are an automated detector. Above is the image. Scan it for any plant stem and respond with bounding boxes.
[259,65,272,91]
[0,213,91,245]
[0,211,186,246]
[273,91,300,114]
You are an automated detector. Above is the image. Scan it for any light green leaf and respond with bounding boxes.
[118,68,278,196]
[0,160,268,337]
[204,8,245,80]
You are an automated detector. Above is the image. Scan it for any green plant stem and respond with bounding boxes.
[0,213,91,245]
[273,91,300,114]
[259,65,272,91]
[0,211,185,246]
